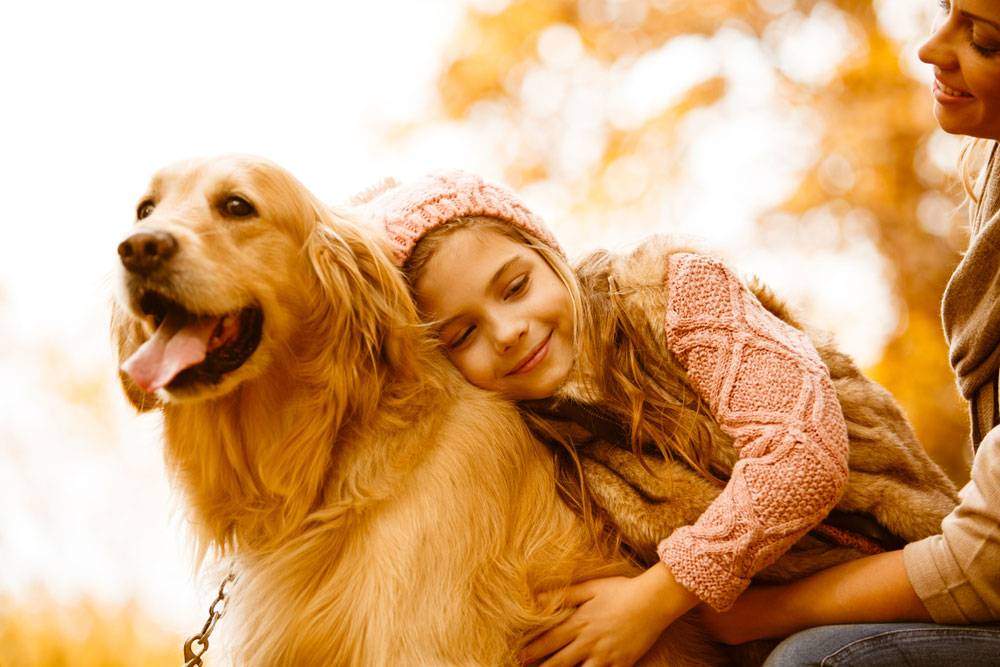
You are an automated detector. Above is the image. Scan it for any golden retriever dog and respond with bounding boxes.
[111,156,719,665]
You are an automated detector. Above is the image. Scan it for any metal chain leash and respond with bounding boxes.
[183,566,237,666]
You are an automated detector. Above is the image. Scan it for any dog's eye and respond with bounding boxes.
[222,196,256,218]
[137,200,155,220]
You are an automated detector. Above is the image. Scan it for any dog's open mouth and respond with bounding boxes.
[121,290,263,393]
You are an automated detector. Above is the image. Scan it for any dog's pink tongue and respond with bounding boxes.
[121,310,219,393]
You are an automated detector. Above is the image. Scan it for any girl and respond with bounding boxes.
[701,1,1000,664]
[360,167,853,664]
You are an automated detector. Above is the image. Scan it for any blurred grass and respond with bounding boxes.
[0,591,180,667]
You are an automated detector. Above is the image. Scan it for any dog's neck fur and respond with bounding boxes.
[161,317,444,562]
[159,329,613,664]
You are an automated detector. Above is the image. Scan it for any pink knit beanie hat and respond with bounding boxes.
[355,170,563,267]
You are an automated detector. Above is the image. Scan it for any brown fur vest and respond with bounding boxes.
[539,238,959,583]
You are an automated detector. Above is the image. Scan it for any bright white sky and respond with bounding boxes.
[0,0,472,636]
[0,0,940,639]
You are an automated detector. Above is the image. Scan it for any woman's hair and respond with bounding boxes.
[403,217,727,559]
[959,138,995,205]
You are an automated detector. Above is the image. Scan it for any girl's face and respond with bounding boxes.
[414,228,575,401]
[919,0,1000,141]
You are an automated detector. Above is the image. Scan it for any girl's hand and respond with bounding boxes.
[518,563,699,667]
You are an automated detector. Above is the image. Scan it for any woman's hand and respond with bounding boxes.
[698,594,772,646]
[518,563,699,667]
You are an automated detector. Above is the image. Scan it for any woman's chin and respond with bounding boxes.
[933,104,990,139]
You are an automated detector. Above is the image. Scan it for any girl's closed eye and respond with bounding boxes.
[447,276,529,349]
[448,324,476,350]
[504,274,530,300]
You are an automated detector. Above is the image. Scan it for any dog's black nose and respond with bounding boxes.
[118,231,178,275]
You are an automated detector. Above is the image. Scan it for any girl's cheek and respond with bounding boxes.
[447,350,474,383]
[463,348,494,387]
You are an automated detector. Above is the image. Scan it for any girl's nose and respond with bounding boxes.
[492,317,527,353]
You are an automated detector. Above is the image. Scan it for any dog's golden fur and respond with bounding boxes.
[112,156,719,665]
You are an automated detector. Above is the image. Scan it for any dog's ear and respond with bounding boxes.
[304,202,423,379]
[110,300,161,413]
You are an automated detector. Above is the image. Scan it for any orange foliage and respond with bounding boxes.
[870,309,971,485]
[432,0,971,482]
[0,592,181,667]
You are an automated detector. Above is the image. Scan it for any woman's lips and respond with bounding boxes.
[934,78,974,104]
[507,332,551,376]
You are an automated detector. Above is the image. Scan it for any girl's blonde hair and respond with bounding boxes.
[572,248,728,485]
[404,217,724,559]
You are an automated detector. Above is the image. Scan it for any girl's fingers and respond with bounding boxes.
[563,579,600,606]
[519,620,577,664]
[538,639,588,667]
[537,580,597,608]
[536,589,557,607]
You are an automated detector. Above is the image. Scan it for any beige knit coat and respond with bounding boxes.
[903,141,1000,624]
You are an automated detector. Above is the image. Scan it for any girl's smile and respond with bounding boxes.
[506,330,552,376]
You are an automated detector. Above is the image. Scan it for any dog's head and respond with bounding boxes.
[112,155,420,410]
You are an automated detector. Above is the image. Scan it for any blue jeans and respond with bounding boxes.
[763,623,1000,666]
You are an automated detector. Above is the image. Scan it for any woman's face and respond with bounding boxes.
[919,0,1000,141]
[414,228,575,401]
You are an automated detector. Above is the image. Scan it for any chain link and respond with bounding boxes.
[183,566,237,666]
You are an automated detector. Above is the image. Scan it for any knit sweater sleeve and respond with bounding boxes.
[656,253,850,611]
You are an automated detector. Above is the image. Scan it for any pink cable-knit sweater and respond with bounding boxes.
[655,253,850,611]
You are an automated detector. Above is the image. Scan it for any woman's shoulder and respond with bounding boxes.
[986,140,1000,180]
[975,424,1000,478]
[970,140,1000,234]
[983,140,1000,216]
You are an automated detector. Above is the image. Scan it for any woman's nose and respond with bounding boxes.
[918,13,959,70]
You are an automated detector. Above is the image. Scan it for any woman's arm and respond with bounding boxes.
[657,253,851,611]
[700,550,931,645]
[705,426,1000,644]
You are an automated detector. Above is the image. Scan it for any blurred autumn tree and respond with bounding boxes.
[0,593,179,667]
[431,0,971,482]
